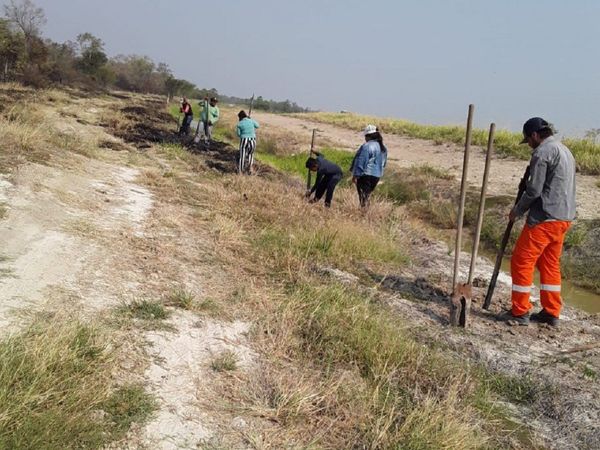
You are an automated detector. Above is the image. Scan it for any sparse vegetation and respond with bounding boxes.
[1,85,593,448]
[294,112,600,175]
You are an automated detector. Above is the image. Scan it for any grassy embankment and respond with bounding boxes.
[158,102,551,447]
[0,86,159,447]
[174,103,599,294]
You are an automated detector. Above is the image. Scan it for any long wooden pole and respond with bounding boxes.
[306,129,317,193]
[468,123,495,284]
[452,104,474,290]
[249,94,255,117]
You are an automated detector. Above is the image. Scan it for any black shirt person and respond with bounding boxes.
[306,153,343,207]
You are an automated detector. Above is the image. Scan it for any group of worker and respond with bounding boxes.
[178,96,260,170]
[179,97,576,327]
[178,95,387,207]
[178,96,221,146]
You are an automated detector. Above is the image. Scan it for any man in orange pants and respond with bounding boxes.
[503,117,576,326]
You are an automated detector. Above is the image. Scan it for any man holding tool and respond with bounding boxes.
[198,97,220,148]
[236,110,259,174]
[178,97,194,135]
[502,117,576,326]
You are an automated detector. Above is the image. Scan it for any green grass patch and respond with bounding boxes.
[210,350,238,372]
[257,146,354,181]
[257,222,406,269]
[561,220,600,294]
[0,321,155,448]
[0,203,7,220]
[104,384,157,435]
[582,365,597,380]
[294,112,600,175]
[166,288,196,310]
[165,289,222,316]
[116,299,173,330]
[370,162,455,211]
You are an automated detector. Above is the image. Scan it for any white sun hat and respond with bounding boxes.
[363,124,377,136]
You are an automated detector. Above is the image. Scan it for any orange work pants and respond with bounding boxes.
[510,221,571,318]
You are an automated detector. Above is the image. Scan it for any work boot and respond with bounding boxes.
[499,310,530,326]
[531,309,559,327]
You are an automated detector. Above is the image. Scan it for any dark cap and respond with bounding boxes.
[520,117,550,144]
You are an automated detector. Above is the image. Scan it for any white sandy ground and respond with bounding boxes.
[0,160,153,330]
[252,112,600,221]
[142,313,256,449]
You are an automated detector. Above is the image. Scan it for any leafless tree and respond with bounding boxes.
[3,0,46,40]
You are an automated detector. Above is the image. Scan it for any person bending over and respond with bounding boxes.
[236,110,259,173]
[306,152,343,208]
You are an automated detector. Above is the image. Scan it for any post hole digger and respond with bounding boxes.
[482,165,530,310]
[193,98,209,147]
[449,105,496,327]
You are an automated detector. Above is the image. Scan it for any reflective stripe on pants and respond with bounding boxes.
[510,220,570,317]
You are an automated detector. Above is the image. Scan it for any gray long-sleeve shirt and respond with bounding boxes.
[513,136,576,225]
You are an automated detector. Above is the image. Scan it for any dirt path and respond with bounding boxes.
[252,112,599,220]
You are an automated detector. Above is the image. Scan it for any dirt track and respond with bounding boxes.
[252,112,600,220]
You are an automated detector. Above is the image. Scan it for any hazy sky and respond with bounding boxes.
[20,0,600,136]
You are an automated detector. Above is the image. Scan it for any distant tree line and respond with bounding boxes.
[0,0,309,113]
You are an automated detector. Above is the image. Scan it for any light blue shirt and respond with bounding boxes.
[236,117,259,138]
[352,140,387,178]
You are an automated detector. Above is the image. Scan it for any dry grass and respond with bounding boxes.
[134,139,537,449]
[0,318,155,448]
[0,85,108,173]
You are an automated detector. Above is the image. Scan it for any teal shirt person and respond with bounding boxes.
[200,100,219,125]
[236,117,259,138]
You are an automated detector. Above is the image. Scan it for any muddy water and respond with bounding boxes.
[494,256,600,314]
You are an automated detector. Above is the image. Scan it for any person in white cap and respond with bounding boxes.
[350,124,387,207]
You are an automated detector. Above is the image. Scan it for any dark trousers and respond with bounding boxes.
[179,115,193,135]
[314,174,342,206]
[356,175,379,207]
